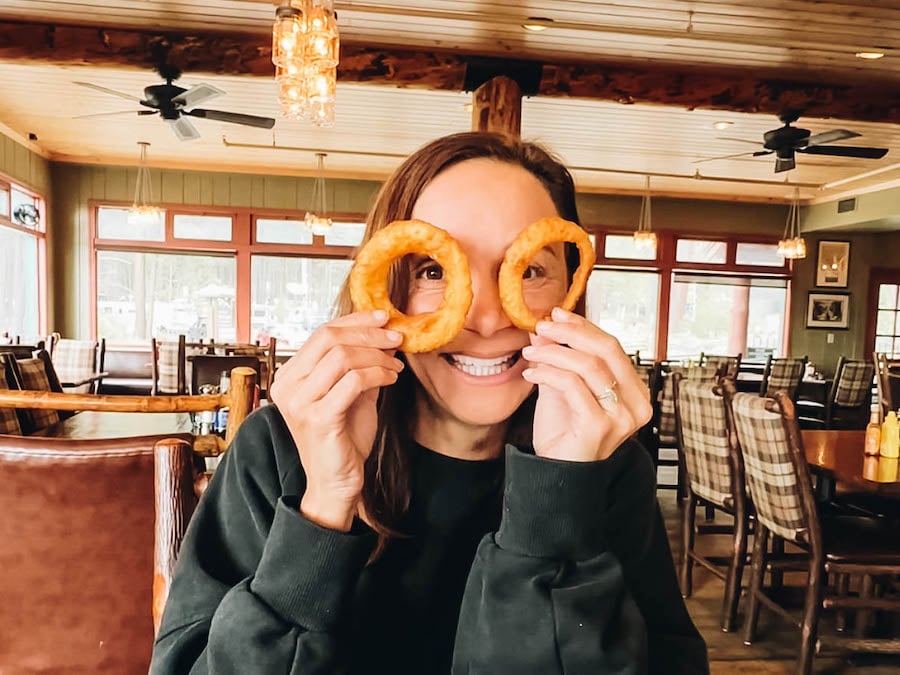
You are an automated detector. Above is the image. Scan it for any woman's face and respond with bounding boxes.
[405,158,569,429]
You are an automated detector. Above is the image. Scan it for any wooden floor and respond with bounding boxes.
[658,491,900,674]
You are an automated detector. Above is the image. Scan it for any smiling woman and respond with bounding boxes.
[150,132,709,675]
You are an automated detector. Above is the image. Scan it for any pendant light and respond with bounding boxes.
[127,142,161,227]
[777,188,807,260]
[305,152,332,235]
[633,175,657,253]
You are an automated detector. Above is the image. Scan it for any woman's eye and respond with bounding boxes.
[522,265,546,281]
[415,263,444,281]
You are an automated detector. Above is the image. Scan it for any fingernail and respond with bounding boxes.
[535,321,553,335]
[373,310,388,321]
[394,359,405,371]
[522,368,536,380]
[521,346,535,359]
[386,330,402,342]
[551,307,573,321]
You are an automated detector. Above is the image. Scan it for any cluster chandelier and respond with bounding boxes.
[305,152,332,235]
[127,142,161,227]
[633,175,657,252]
[272,0,339,127]
[777,188,807,260]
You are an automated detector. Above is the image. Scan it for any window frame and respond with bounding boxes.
[90,200,363,344]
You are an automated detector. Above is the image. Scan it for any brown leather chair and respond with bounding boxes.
[0,432,191,673]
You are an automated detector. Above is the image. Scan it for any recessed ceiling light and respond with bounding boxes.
[522,17,554,32]
[713,121,734,130]
[855,51,885,60]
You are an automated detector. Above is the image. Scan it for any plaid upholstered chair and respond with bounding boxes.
[673,374,750,633]
[699,352,742,378]
[50,338,105,394]
[874,352,900,418]
[722,381,900,675]
[759,354,807,400]
[656,363,720,494]
[0,354,24,435]
[151,335,187,395]
[798,356,874,430]
[5,350,67,434]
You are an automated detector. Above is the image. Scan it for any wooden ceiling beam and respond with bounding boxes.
[0,20,897,123]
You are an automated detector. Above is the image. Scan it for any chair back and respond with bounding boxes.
[0,344,42,359]
[151,335,187,395]
[0,432,190,673]
[700,352,742,378]
[722,383,818,547]
[658,364,720,445]
[5,350,64,433]
[0,355,23,434]
[761,355,807,399]
[874,352,900,417]
[223,337,277,395]
[51,338,104,393]
[674,375,743,510]
[830,356,874,408]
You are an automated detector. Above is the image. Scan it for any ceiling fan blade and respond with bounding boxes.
[168,117,201,141]
[74,81,142,103]
[185,108,276,129]
[172,83,226,109]
[716,137,761,146]
[805,129,860,147]
[775,156,795,173]
[73,110,149,119]
[693,150,757,164]
[799,145,888,159]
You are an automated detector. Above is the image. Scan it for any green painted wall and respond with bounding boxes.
[0,132,51,194]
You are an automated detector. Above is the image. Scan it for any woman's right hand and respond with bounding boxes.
[269,310,404,531]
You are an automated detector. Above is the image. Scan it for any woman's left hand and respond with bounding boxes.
[521,307,652,462]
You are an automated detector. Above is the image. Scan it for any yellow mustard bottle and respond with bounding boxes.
[864,404,882,456]
[879,410,900,459]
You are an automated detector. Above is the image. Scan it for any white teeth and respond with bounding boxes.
[447,353,516,377]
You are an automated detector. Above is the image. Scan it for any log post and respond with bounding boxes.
[471,75,522,138]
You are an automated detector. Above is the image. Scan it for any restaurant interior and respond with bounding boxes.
[1,1,900,673]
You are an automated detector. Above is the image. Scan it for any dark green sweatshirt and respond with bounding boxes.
[151,406,708,674]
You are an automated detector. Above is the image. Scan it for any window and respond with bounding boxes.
[93,205,361,347]
[603,234,657,261]
[667,274,786,361]
[0,178,45,339]
[676,238,727,264]
[587,269,660,358]
[97,250,236,342]
[250,256,353,348]
[875,284,900,357]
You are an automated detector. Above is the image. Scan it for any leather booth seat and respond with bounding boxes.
[98,347,154,396]
[0,432,189,674]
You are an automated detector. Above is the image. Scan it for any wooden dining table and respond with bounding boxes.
[33,411,195,440]
[801,429,900,500]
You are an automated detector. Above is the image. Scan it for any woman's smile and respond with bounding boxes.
[440,350,524,380]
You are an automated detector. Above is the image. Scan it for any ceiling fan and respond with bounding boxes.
[73,62,275,141]
[696,111,888,173]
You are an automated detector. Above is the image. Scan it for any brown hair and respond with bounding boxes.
[334,132,584,556]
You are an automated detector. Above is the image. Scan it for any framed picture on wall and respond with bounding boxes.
[815,240,850,288]
[806,292,850,329]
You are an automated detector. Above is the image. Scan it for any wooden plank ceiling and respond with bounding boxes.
[0,0,898,203]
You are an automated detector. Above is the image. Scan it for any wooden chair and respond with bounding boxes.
[673,373,751,632]
[50,337,106,393]
[700,352,743,378]
[3,349,70,433]
[223,337,277,396]
[0,354,23,435]
[656,363,720,495]
[722,381,900,675]
[151,334,187,395]
[190,354,262,395]
[874,352,900,417]
[797,356,875,430]
[759,355,807,400]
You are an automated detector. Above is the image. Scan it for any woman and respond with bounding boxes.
[151,132,708,674]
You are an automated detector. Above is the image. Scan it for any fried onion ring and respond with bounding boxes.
[349,219,473,353]
[498,217,594,332]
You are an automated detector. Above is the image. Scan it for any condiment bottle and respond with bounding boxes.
[880,410,900,459]
[864,404,882,456]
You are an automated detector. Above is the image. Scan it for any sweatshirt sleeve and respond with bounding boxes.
[150,407,377,674]
[451,441,708,675]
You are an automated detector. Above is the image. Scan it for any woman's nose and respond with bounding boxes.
[464,272,512,337]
